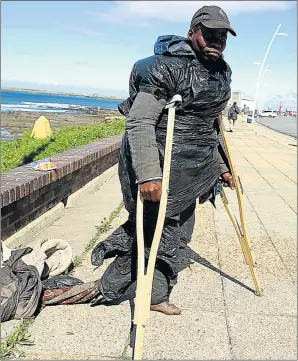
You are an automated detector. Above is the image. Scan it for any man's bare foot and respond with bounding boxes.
[150,301,182,315]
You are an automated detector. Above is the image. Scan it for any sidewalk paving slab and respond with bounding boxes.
[228,313,297,360]
[22,304,131,358]
[143,310,232,360]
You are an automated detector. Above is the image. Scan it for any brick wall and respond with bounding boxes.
[1,134,122,240]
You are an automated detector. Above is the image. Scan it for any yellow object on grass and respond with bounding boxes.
[31,115,52,139]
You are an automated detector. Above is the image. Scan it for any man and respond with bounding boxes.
[228,102,240,131]
[91,5,236,315]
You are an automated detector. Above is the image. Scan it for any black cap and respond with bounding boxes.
[190,5,236,36]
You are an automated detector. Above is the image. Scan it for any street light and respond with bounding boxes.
[258,83,270,113]
[258,66,272,112]
[260,66,272,83]
[251,24,288,122]
[251,64,272,113]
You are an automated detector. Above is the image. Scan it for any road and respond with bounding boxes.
[257,115,297,138]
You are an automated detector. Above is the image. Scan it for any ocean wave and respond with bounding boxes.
[1,101,89,113]
[1,91,119,113]
[2,104,32,109]
[1,104,69,112]
[23,101,87,109]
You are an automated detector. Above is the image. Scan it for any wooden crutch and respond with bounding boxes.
[133,95,182,360]
[218,115,262,296]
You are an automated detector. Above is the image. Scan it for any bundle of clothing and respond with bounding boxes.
[1,239,99,323]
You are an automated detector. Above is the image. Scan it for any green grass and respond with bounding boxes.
[1,119,125,173]
[1,319,34,359]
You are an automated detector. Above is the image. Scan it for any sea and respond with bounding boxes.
[1,89,297,139]
[1,89,122,113]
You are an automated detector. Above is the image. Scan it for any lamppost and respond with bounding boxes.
[259,65,271,86]
[258,83,270,114]
[251,24,288,122]
[258,66,272,113]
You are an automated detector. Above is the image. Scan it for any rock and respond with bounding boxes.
[104,116,123,122]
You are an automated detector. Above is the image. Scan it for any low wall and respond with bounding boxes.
[1,134,122,240]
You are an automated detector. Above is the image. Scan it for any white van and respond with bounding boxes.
[259,110,277,118]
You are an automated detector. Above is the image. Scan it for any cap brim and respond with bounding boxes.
[201,20,237,36]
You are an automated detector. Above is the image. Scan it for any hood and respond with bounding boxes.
[154,35,195,57]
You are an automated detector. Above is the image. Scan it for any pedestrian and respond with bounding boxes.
[241,106,247,122]
[228,102,240,131]
[91,5,236,315]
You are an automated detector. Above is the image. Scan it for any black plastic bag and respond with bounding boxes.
[42,275,83,290]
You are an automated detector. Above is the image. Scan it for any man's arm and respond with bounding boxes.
[124,58,174,202]
[126,91,166,184]
[218,151,229,175]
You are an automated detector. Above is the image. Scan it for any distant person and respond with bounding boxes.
[228,102,240,132]
[242,106,247,122]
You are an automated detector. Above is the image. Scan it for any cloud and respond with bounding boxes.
[28,78,60,86]
[263,89,297,109]
[85,9,152,27]
[86,1,295,26]
[61,25,103,37]
[16,50,40,57]
[4,76,59,86]
[75,61,89,66]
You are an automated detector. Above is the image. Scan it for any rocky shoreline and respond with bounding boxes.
[1,108,124,140]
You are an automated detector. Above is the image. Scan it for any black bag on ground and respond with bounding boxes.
[42,275,83,290]
[1,248,42,322]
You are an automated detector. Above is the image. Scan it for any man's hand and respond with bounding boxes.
[140,180,162,202]
[221,172,235,190]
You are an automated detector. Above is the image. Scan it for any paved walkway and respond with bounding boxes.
[2,119,297,360]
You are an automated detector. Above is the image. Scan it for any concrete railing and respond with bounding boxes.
[1,134,122,240]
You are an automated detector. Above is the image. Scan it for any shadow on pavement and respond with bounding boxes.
[188,248,256,294]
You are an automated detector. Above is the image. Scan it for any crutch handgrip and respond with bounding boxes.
[165,94,182,109]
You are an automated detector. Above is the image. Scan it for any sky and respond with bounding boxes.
[1,1,297,108]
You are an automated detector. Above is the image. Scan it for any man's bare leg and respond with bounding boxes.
[150,301,182,315]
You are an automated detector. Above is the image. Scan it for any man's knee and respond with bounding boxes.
[99,254,134,302]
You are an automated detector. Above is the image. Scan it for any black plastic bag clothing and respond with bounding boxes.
[91,254,170,306]
[91,35,232,297]
[118,35,231,217]
[41,275,83,290]
[1,248,42,322]
[92,201,196,303]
